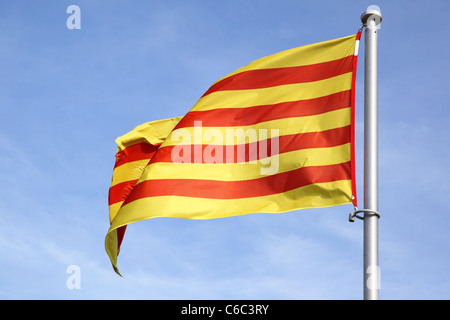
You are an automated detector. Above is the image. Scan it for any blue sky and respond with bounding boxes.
[0,0,449,299]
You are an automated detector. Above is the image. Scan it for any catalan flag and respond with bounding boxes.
[106,32,361,275]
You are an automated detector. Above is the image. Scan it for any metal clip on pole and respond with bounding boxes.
[349,208,381,222]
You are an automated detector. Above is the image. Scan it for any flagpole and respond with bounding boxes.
[361,5,382,300]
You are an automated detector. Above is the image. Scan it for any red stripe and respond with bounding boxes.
[116,225,127,254]
[150,126,350,164]
[123,162,351,203]
[109,179,139,205]
[114,143,160,169]
[350,31,361,208]
[178,90,351,128]
[202,56,354,97]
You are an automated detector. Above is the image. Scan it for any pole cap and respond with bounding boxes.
[361,5,382,25]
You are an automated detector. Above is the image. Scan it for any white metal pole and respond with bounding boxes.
[361,5,382,300]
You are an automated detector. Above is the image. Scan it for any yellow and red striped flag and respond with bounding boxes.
[106,32,361,275]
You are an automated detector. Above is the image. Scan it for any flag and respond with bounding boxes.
[106,32,361,275]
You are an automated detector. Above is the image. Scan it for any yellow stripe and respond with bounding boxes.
[140,144,350,182]
[110,159,149,187]
[115,116,183,150]
[193,72,352,112]
[163,108,350,147]
[105,229,120,275]
[213,34,356,84]
[109,201,124,222]
[108,180,352,231]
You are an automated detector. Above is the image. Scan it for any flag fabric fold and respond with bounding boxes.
[106,117,183,275]
[106,32,361,275]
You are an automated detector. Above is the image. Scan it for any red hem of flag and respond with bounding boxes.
[351,30,362,207]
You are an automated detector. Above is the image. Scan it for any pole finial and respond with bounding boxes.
[361,5,382,26]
